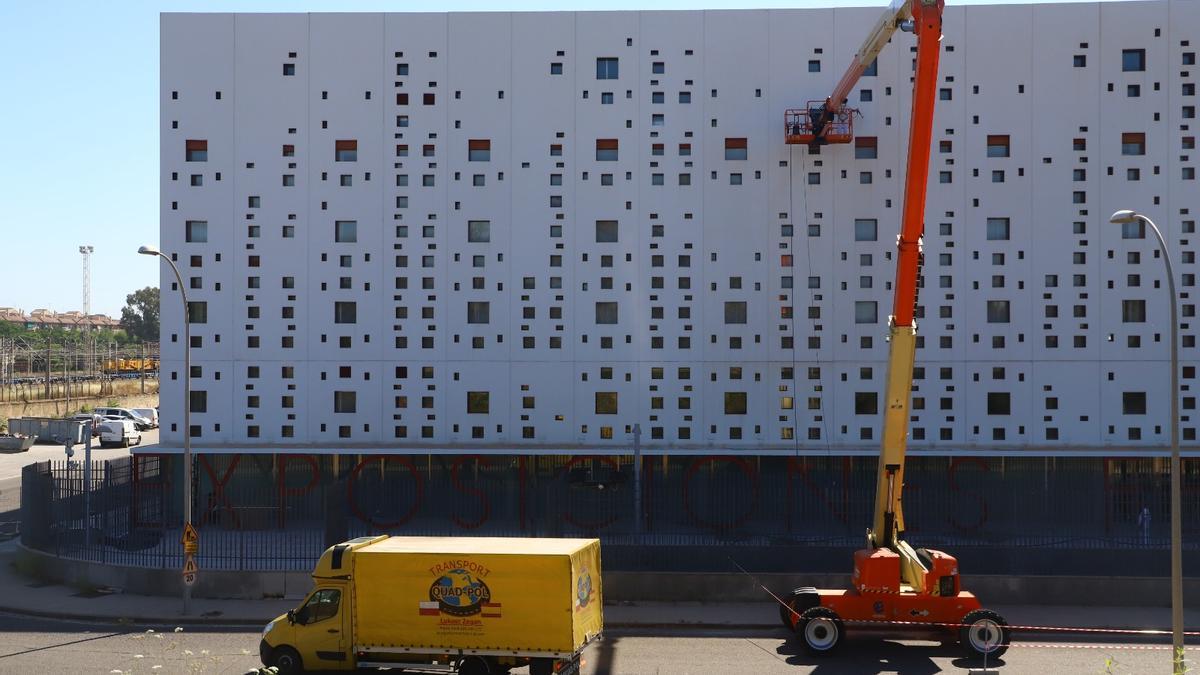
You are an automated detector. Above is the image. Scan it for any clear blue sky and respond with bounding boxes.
[0,0,1107,318]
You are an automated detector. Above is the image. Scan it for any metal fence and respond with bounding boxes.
[21,454,1200,575]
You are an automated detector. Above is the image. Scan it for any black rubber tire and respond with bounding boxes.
[458,656,491,675]
[272,645,303,674]
[796,606,844,655]
[778,587,820,629]
[529,658,555,675]
[959,608,1011,659]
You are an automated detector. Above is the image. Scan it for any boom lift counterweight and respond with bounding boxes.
[779,0,1011,659]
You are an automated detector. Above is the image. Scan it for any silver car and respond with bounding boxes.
[93,407,153,431]
[131,407,159,429]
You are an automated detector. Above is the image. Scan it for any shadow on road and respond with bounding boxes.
[777,633,1005,674]
[0,629,131,660]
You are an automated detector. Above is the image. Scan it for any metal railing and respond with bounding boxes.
[21,454,1200,574]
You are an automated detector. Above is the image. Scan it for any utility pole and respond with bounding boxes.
[79,245,94,318]
[64,347,70,413]
[45,341,51,400]
[139,342,145,394]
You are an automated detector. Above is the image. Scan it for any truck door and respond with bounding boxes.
[293,584,352,670]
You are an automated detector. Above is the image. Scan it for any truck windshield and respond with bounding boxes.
[301,588,341,624]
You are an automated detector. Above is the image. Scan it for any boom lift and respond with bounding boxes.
[779,0,1010,658]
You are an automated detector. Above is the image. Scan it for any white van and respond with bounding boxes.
[99,419,141,448]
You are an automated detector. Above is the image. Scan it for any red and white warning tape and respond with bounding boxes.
[842,617,1200,637]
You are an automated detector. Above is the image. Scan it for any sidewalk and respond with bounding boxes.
[2,540,1197,631]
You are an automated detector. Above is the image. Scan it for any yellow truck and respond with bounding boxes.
[260,535,603,675]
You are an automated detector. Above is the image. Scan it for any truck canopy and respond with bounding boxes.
[331,536,602,657]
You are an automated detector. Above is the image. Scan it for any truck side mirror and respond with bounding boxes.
[286,609,296,625]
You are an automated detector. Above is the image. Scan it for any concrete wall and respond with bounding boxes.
[18,543,1200,606]
[2,389,160,429]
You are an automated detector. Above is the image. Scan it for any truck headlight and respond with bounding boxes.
[262,619,276,638]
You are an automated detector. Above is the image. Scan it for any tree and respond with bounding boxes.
[120,287,160,342]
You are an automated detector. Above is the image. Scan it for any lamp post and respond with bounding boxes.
[1109,210,1184,673]
[138,244,193,615]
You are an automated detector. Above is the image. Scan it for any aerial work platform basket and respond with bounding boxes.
[785,103,857,145]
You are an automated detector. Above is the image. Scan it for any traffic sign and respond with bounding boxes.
[181,522,199,549]
[182,554,198,587]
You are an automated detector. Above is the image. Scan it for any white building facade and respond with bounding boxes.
[159,3,1200,455]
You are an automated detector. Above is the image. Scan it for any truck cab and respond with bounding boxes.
[261,536,371,673]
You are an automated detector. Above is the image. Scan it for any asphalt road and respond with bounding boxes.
[0,613,1182,674]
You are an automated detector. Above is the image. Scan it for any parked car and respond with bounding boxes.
[69,413,105,436]
[98,419,141,448]
[93,407,153,431]
[131,407,159,429]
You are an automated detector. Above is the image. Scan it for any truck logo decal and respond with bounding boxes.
[428,568,493,617]
[575,568,594,611]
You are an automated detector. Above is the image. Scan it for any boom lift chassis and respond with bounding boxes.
[779,0,1010,659]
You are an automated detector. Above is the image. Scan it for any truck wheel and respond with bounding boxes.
[458,656,491,675]
[530,658,555,675]
[959,609,1010,659]
[796,606,844,655]
[778,587,819,629]
[272,646,303,674]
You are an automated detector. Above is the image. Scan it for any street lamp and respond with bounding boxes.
[1109,210,1185,673]
[138,244,194,616]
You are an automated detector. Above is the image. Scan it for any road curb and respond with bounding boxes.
[0,604,270,627]
[0,602,787,631]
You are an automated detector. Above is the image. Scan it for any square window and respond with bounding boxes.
[986,134,1010,157]
[855,392,877,415]
[1122,132,1145,155]
[986,300,1010,323]
[854,137,877,159]
[724,301,747,324]
[1122,48,1145,72]
[468,220,490,242]
[185,139,207,162]
[1123,392,1147,415]
[335,139,357,162]
[185,220,208,243]
[595,301,618,324]
[468,139,491,161]
[335,220,357,242]
[725,392,748,414]
[596,138,618,161]
[854,218,877,241]
[724,137,747,160]
[467,301,490,324]
[596,57,619,79]
[595,392,618,414]
[855,301,877,324]
[595,220,619,243]
[467,391,489,414]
